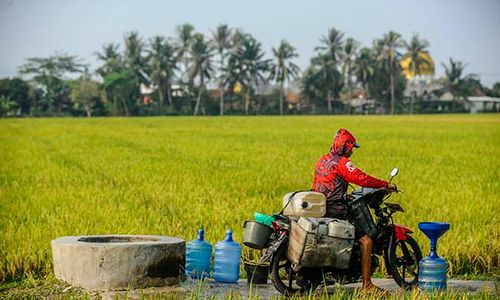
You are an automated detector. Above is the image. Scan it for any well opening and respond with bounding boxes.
[78,236,160,243]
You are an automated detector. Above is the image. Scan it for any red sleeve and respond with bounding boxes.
[337,157,389,188]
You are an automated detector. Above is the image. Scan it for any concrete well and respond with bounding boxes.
[51,235,185,291]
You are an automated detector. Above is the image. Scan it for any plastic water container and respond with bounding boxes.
[186,229,212,279]
[282,191,326,217]
[213,230,242,283]
[418,256,448,290]
[418,222,450,292]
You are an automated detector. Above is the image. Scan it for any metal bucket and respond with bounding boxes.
[243,221,273,249]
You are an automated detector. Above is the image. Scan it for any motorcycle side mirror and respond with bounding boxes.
[389,167,399,183]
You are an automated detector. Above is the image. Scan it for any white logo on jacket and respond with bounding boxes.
[345,161,357,172]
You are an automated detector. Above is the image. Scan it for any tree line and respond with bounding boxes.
[1,24,499,117]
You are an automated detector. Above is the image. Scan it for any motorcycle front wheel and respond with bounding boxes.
[386,235,422,288]
[270,244,319,296]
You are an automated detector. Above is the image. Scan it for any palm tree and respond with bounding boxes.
[124,31,147,81]
[403,34,433,113]
[211,24,233,116]
[270,40,300,115]
[176,23,195,81]
[226,33,270,114]
[314,28,345,113]
[147,36,178,108]
[341,38,359,113]
[95,43,122,77]
[441,58,477,107]
[354,48,375,97]
[309,53,343,112]
[375,31,404,114]
[123,31,148,114]
[316,28,345,62]
[188,33,214,116]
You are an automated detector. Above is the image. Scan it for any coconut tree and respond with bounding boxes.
[308,53,343,112]
[123,31,148,114]
[441,58,477,107]
[226,33,270,115]
[375,31,404,114]
[211,24,233,116]
[402,34,433,113]
[124,31,147,80]
[95,43,123,77]
[314,28,345,113]
[341,38,359,113]
[176,23,195,80]
[316,28,345,63]
[147,35,178,108]
[270,40,300,115]
[354,48,375,97]
[188,33,214,116]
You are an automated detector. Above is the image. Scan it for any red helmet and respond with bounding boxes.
[331,128,360,155]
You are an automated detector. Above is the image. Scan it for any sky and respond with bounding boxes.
[1,0,499,87]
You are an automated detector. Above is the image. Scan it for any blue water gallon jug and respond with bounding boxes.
[186,229,213,279]
[418,256,448,291]
[418,222,450,292]
[213,229,242,283]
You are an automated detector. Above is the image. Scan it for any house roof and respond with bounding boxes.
[468,96,500,103]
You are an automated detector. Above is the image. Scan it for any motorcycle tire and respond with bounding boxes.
[386,234,422,288]
[270,244,319,296]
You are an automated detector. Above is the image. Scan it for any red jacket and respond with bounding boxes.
[312,152,388,202]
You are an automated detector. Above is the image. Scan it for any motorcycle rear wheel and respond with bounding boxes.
[387,235,422,288]
[270,244,319,296]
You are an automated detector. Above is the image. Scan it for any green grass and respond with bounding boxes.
[0,115,499,287]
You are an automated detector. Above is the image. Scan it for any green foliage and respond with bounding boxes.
[210,24,234,116]
[226,33,271,114]
[270,40,300,115]
[441,58,478,101]
[102,70,138,115]
[0,96,17,116]
[95,43,123,77]
[147,36,178,108]
[0,115,499,285]
[69,76,102,117]
[302,54,344,112]
[368,64,407,112]
[18,54,87,115]
[2,26,494,118]
[189,33,215,115]
[0,78,31,115]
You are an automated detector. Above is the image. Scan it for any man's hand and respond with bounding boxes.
[387,183,398,192]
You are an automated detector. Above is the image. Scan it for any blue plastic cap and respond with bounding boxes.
[225,229,233,242]
[198,229,205,241]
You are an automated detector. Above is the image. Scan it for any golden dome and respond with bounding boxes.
[400,51,435,80]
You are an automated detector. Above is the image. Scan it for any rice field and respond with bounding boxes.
[0,115,499,285]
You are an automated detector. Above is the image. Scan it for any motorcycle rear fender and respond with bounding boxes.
[394,224,413,241]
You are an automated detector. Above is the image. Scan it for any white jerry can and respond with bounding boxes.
[282,191,326,217]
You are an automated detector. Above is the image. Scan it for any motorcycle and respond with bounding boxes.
[254,168,422,296]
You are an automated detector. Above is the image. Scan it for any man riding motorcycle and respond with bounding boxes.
[312,128,397,295]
